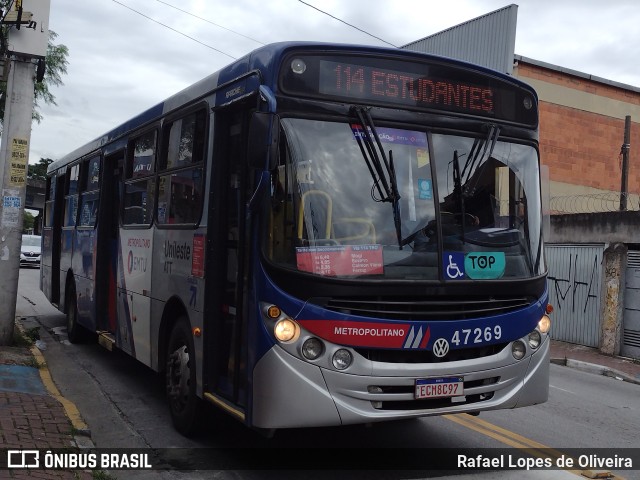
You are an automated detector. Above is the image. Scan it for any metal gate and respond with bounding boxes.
[622,251,640,359]
[546,244,604,347]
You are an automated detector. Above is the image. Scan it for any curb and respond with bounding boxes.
[551,357,640,386]
[29,342,95,446]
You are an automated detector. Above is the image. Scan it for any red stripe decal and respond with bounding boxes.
[420,326,431,348]
[298,320,410,348]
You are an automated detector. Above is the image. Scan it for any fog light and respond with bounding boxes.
[302,338,323,360]
[332,349,353,370]
[512,340,526,360]
[368,386,383,409]
[274,319,298,342]
[538,315,551,334]
[528,330,541,349]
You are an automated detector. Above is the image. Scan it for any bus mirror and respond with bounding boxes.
[248,112,279,170]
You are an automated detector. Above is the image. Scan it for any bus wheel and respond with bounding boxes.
[66,285,84,343]
[166,318,202,436]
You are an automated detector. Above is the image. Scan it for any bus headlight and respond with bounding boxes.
[332,349,353,370]
[528,330,541,350]
[274,319,298,343]
[302,338,324,360]
[538,315,551,334]
[512,340,526,360]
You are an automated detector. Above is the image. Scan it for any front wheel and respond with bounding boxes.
[166,317,202,436]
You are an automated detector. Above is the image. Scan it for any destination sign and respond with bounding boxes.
[320,60,494,114]
[280,53,537,126]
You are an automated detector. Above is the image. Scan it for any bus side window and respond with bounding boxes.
[78,155,101,228]
[64,164,79,227]
[157,109,207,226]
[124,130,157,227]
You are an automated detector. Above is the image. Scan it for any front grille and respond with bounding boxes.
[312,295,534,321]
[379,392,494,410]
[355,342,509,364]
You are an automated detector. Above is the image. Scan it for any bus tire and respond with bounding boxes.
[66,284,85,344]
[166,317,202,436]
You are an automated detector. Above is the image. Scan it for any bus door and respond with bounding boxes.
[96,151,124,341]
[45,171,66,305]
[205,106,251,408]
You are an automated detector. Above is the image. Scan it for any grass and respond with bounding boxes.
[7,325,43,368]
[22,356,44,369]
[13,325,40,347]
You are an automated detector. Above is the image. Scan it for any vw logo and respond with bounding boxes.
[432,338,450,358]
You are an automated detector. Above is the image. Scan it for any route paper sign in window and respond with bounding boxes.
[296,244,383,276]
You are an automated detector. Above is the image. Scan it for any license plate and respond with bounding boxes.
[415,377,464,399]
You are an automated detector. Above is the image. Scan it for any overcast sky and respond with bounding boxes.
[23,0,640,163]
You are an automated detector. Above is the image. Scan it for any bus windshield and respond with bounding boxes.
[265,117,542,281]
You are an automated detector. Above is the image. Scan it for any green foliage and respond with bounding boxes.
[32,31,69,123]
[28,157,53,180]
[0,2,69,129]
[23,209,34,232]
[23,326,41,342]
[12,326,39,347]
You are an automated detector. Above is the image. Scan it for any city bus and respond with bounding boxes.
[40,41,550,435]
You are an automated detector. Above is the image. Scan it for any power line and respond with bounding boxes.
[297,0,397,48]
[153,0,265,46]
[111,0,236,59]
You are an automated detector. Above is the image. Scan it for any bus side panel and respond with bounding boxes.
[152,228,206,392]
[118,229,154,367]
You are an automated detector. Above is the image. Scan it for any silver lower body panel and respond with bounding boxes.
[251,338,549,429]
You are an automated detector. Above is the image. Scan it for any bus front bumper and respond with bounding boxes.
[251,338,549,429]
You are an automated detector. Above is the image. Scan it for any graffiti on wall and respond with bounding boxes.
[548,253,600,314]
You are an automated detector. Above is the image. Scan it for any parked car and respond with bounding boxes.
[20,234,42,267]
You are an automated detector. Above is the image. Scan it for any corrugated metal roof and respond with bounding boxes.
[402,4,518,74]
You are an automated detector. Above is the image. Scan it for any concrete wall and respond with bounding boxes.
[549,211,640,244]
[548,212,635,356]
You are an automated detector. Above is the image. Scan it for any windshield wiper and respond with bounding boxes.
[400,126,502,249]
[462,124,500,196]
[453,150,466,244]
[350,106,403,249]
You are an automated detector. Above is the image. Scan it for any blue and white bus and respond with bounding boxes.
[41,42,550,435]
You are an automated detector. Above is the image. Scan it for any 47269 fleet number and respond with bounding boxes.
[450,325,502,346]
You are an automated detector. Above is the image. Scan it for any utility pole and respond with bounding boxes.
[0,0,50,345]
[619,115,631,211]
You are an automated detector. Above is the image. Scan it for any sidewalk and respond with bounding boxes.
[1,317,639,478]
[0,320,93,479]
[549,340,640,385]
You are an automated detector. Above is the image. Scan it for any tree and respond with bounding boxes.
[22,210,34,233]
[0,2,69,130]
[28,156,52,180]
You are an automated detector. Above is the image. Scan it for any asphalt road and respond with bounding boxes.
[15,267,640,479]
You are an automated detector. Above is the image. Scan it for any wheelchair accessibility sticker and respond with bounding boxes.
[443,251,505,280]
